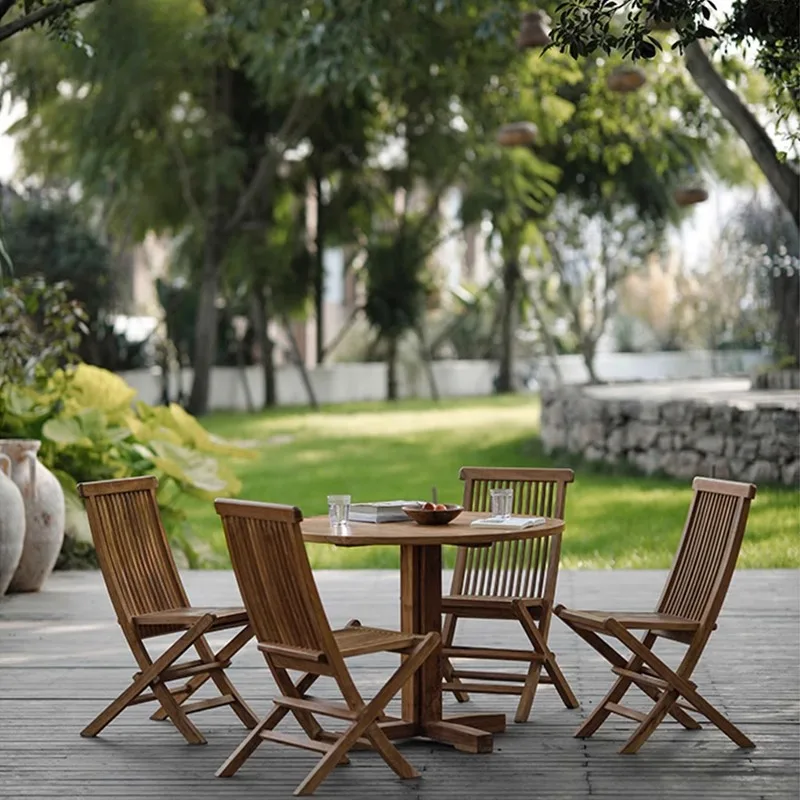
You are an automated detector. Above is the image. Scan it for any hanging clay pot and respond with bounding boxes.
[517,10,551,49]
[674,187,709,207]
[2,439,65,593]
[0,453,25,597]
[497,121,538,147]
[607,65,647,93]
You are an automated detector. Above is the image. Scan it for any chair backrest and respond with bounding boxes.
[657,477,756,630]
[78,476,189,632]
[452,467,574,601]
[215,499,337,662]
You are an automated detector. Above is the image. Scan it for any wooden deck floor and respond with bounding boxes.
[1,569,798,799]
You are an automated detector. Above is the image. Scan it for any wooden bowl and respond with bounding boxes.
[402,504,464,526]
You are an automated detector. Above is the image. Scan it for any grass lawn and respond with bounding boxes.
[184,395,799,569]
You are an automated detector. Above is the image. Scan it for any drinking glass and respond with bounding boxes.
[490,488,514,519]
[327,494,351,531]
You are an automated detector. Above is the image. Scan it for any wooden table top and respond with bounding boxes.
[300,511,564,547]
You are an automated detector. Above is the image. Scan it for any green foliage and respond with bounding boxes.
[4,198,113,320]
[548,0,799,151]
[0,277,87,389]
[0,363,255,566]
[364,229,431,342]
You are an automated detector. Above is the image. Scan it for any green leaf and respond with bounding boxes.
[42,416,92,447]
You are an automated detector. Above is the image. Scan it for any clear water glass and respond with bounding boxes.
[327,494,351,531]
[490,488,514,519]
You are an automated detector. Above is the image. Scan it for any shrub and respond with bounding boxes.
[0,364,255,567]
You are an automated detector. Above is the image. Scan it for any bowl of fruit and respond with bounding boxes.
[402,501,464,526]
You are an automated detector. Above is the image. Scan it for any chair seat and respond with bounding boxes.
[333,625,419,658]
[556,607,700,632]
[442,594,545,619]
[133,606,249,630]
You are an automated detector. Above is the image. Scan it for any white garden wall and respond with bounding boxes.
[117,350,768,411]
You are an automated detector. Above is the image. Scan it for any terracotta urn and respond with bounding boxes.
[0,453,25,597]
[674,186,709,207]
[607,65,647,93]
[1,440,66,593]
[497,121,538,147]
[517,10,551,49]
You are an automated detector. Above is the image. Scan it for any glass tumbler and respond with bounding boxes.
[490,488,514,519]
[327,494,351,530]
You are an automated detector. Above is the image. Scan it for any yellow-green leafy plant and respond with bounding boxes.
[0,363,256,567]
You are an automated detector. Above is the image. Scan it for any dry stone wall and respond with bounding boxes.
[540,387,799,486]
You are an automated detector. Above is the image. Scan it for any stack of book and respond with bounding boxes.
[349,500,420,523]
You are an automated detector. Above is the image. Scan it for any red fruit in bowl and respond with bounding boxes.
[422,501,435,510]
[434,503,447,511]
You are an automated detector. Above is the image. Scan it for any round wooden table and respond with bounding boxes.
[301,510,565,753]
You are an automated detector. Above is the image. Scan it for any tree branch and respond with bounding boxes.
[0,0,98,43]
[684,41,799,226]
[225,95,318,234]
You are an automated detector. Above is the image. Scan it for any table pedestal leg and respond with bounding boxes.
[398,544,505,753]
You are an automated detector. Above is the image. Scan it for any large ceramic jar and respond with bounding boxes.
[0,453,25,597]
[1,440,66,593]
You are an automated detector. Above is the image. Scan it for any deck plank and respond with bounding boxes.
[0,569,797,799]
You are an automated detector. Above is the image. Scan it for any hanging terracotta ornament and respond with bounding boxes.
[674,186,709,207]
[607,65,647,93]
[496,121,538,147]
[517,10,551,49]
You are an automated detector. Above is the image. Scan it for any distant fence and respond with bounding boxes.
[118,349,768,411]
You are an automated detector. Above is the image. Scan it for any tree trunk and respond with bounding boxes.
[415,323,440,401]
[772,270,800,367]
[496,257,520,393]
[187,63,229,416]
[684,42,799,228]
[314,170,325,364]
[251,284,276,408]
[580,338,601,384]
[386,335,399,401]
[186,231,221,415]
[282,316,319,409]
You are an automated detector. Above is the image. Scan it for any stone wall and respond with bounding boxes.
[540,387,799,486]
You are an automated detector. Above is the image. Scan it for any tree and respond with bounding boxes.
[533,198,665,382]
[736,194,800,365]
[3,195,118,365]
[2,0,424,414]
[460,36,743,389]
[548,0,800,225]
[0,0,100,44]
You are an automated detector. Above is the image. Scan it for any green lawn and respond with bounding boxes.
[184,395,799,569]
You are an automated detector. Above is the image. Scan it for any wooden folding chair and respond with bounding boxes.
[555,476,757,754]
[214,499,440,796]
[442,467,579,722]
[78,476,258,744]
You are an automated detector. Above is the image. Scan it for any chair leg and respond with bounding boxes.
[620,687,680,754]
[295,634,439,796]
[442,613,470,703]
[217,672,320,778]
[82,618,214,742]
[513,603,578,721]
[608,622,755,750]
[151,624,256,727]
[194,628,259,728]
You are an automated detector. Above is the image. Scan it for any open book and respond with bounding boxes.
[349,501,419,523]
[470,516,546,529]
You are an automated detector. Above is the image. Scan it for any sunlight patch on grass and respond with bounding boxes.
[185,396,799,570]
